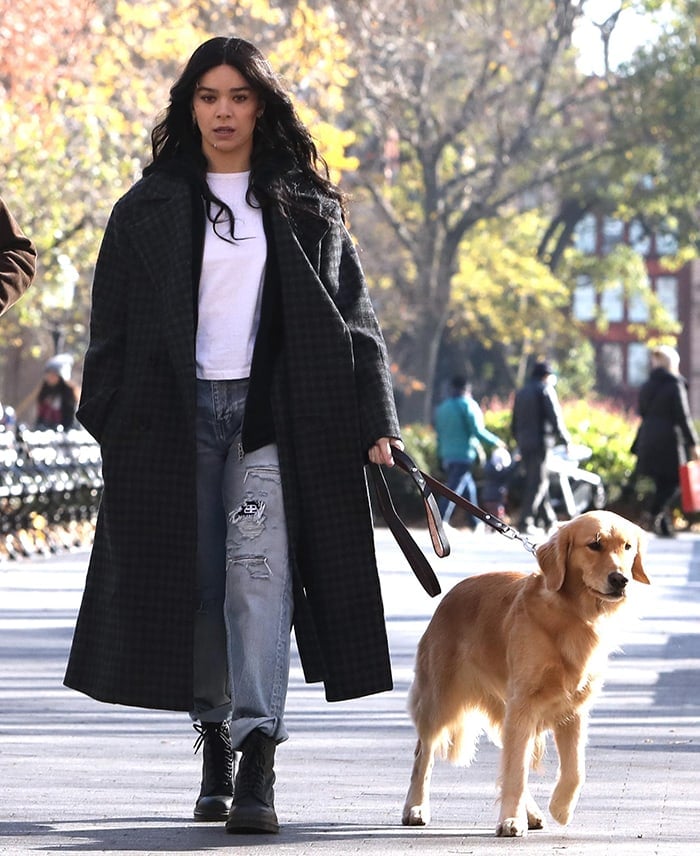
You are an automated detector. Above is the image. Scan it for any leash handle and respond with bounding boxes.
[390,448,450,559]
[369,462,442,597]
[391,448,538,556]
[370,447,538,596]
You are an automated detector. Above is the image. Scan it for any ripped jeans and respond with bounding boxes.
[191,378,293,748]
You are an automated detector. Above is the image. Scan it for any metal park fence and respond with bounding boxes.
[1,427,102,560]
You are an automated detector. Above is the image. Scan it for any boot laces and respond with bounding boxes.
[237,736,274,800]
[192,721,231,756]
[193,721,234,794]
[237,752,266,798]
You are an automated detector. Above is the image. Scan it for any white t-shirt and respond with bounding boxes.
[195,171,267,380]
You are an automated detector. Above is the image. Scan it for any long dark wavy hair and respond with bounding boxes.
[143,36,345,238]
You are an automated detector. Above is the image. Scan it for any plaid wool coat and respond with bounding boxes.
[64,170,401,709]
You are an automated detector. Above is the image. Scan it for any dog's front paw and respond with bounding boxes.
[549,798,573,826]
[549,787,579,825]
[496,817,527,837]
[402,804,430,826]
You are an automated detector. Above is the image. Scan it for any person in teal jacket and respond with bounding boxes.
[434,375,504,527]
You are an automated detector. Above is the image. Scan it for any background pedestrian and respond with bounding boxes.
[632,345,700,537]
[434,374,504,529]
[511,360,571,536]
[481,445,514,525]
[35,355,78,430]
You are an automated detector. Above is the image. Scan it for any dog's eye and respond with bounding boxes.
[624,543,632,551]
[587,541,603,552]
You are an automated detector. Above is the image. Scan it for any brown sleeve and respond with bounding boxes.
[0,197,37,315]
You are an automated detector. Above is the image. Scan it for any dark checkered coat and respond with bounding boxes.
[64,170,401,709]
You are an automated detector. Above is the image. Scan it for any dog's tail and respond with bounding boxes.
[531,732,547,770]
[440,710,492,766]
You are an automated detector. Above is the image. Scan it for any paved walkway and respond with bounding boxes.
[1,525,698,855]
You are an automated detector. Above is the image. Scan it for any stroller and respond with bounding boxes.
[505,443,606,523]
[546,443,606,518]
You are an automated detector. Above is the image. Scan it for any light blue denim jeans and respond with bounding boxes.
[439,459,479,527]
[191,378,293,748]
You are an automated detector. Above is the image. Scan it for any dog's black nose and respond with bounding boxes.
[608,572,628,592]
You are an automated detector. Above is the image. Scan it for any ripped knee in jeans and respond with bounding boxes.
[228,554,272,580]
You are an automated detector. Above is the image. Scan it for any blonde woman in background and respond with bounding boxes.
[633,345,700,537]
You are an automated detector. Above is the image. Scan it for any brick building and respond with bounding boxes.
[571,213,700,418]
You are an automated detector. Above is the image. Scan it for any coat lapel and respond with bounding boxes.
[270,197,330,275]
[128,175,197,403]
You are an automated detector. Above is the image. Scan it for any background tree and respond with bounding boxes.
[328,0,698,420]
[1,0,106,410]
[324,0,602,419]
[541,0,699,268]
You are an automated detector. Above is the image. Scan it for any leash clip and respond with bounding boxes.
[517,535,538,555]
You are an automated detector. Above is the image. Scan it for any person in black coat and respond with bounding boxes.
[511,360,571,535]
[64,37,402,834]
[35,356,78,430]
[633,345,699,536]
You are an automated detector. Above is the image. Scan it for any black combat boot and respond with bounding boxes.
[192,721,234,822]
[225,730,279,834]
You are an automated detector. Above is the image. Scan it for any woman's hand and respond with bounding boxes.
[368,437,404,467]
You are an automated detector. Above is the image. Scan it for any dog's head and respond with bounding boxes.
[536,510,649,604]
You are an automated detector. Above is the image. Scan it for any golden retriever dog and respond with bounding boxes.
[402,510,649,837]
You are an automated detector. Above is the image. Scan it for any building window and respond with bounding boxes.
[601,217,624,254]
[572,275,596,321]
[628,278,651,323]
[628,220,651,256]
[600,342,624,388]
[655,275,678,320]
[627,342,649,386]
[655,230,679,256]
[574,213,597,254]
[600,280,624,322]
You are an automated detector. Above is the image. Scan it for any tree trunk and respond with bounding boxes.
[393,311,445,425]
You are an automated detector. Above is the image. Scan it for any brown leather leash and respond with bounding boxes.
[369,452,446,597]
[369,448,537,598]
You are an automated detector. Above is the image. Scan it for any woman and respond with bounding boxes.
[35,357,78,430]
[634,345,699,536]
[64,37,402,834]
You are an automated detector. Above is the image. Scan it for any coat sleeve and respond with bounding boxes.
[673,378,700,449]
[468,398,500,447]
[510,392,519,441]
[0,197,36,316]
[326,220,401,449]
[76,205,129,442]
[543,386,571,445]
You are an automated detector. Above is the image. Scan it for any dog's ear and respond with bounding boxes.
[536,528,567,591]
[631,534,650,585]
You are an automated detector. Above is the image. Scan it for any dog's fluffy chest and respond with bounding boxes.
[506,601,613,719]
[552,623,613,714]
